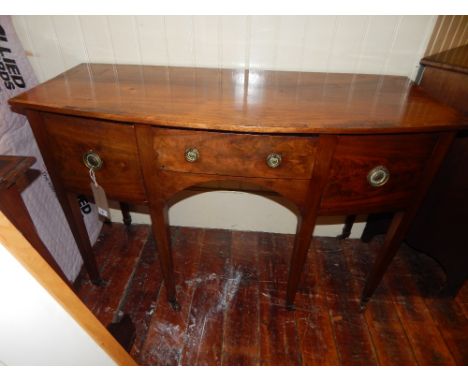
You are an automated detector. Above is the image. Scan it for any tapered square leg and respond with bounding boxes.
[65,192,102,285]
[361,132,457,310]
[286,216,313,310]
[285,135,338,309]
[148,202,179,310]
[360,211,408,309]
[120,202,132,226]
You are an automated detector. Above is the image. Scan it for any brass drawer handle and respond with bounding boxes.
[83,150,103,170]
[367,165,390,187]
[266,153,282,168]
[185,147,200,163]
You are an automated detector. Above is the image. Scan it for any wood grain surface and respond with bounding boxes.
[320,133,438,214]
[9,64,465,134]
[41,112,146,203]
[74,224,468,365]
[153,128,318,179]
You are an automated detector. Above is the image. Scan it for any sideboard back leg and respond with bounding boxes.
[120,202,132,226]
[337,214,356,240]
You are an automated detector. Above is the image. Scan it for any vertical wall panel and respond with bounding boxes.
[249,16,280,70]
[219,16,248,69]
[22,16,65,82]
[11,16,45,81]
[275,16,307,71]
[78,16,115,64]
[302,16,338,72]
[357,16,400,75]
[13,15,439,81]
[164,16,195,67]
[193,16,219,68]
[107,16,141,64]
[328,16,370,73]
[386,16,436,78]
[425,16,468,56]
[134,16,168,66]
[50,16,89,71]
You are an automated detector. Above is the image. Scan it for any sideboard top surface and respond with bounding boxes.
[9,63,466,134]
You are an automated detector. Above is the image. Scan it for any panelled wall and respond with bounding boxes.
[11,16,437,236]
[425,15,468,56]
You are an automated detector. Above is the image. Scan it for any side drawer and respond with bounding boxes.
[320,133,439,214]
[152,128,318,179]
[41,113,146,203]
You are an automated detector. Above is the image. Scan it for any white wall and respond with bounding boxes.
[11,16,437,237]
[0,242,115,365]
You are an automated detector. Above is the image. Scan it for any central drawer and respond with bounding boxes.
[152,128,318,179]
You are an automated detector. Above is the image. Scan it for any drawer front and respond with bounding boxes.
[42,113,146,203]
[153,128,317,179]
[320,133,439,214]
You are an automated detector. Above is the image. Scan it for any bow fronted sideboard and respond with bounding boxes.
[9,64,466,310]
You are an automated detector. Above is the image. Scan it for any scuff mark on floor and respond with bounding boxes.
[147,264,244,365]
[185,273,218,286]
[216,268,242,312]
[147,321,184,365]
[154,321,182,339]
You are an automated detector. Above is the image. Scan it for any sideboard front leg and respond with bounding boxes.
[286,134,338,310]
[65,192,102,285]
[286,214,316,310]
[361,131,457,310]
[135,123,180,311]
[149,202,179,311]
[360,211,407,309]
[25,110,102,285]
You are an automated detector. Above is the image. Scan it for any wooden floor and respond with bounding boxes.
[74,223,468,366]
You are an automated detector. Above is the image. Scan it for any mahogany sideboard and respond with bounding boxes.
[8,64,467,310]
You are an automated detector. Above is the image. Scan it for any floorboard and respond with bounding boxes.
[74,224,468,366]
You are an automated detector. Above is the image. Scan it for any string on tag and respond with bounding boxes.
[89,168,98,187]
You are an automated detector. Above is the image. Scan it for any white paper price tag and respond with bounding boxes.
[89,169,110,220]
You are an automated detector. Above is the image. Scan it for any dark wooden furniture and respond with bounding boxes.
[8,64,466,310]
[0,155,69,284]
[360,45,468,296]
[0,155,137,350]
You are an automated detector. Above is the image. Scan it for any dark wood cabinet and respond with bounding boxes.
[8,64,466,310]
[361,44,468,296]
[0,155,69,284]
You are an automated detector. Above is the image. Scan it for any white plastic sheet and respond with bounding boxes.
[0,16,102,281]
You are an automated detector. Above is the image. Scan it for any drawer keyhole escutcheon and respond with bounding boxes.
[367,165,390,187]
[266,153,282,168]
[83,150,103,171]
[185,147,200,163]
